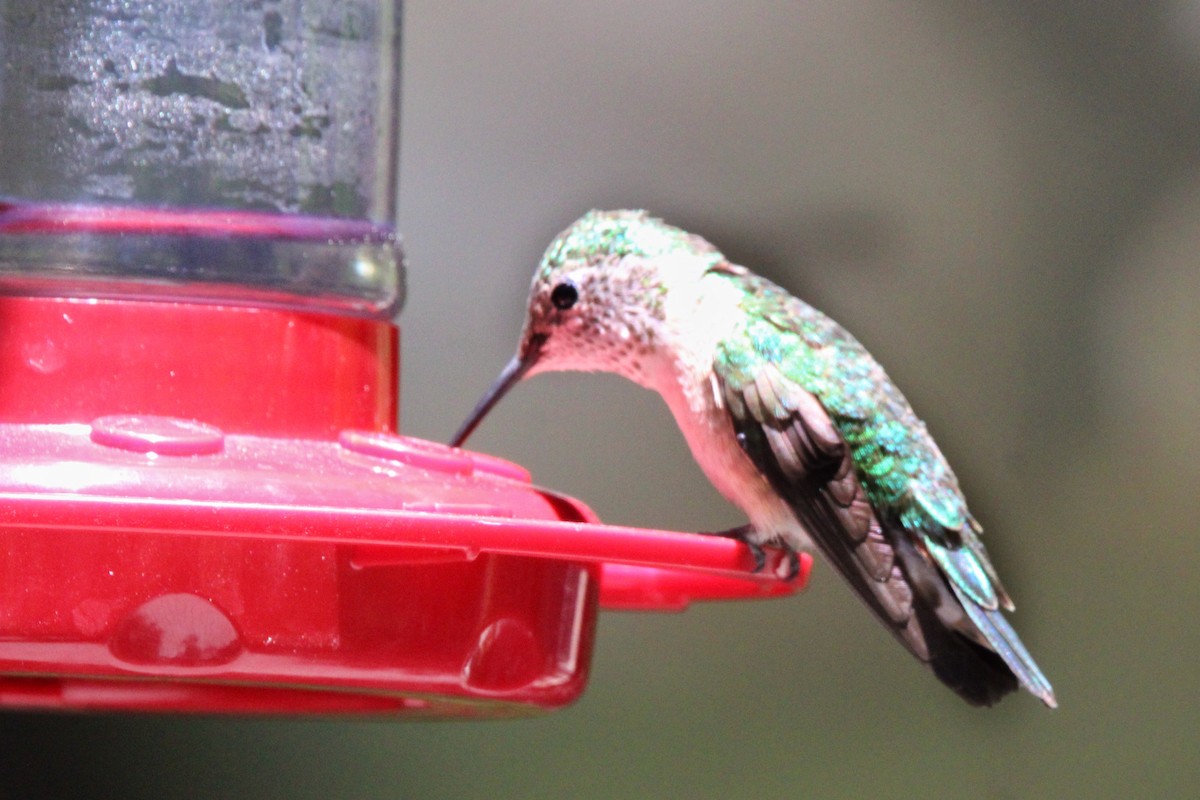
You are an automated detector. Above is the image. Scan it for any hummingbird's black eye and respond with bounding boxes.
[550,280,579,311]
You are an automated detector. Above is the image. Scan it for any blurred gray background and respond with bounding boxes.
[3,1,1198,798]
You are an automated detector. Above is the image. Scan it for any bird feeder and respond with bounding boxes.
[0,0,806,717]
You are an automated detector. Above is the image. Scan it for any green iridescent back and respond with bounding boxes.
[711,268,972,537]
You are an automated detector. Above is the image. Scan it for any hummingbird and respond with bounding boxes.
[451,209,1056,708]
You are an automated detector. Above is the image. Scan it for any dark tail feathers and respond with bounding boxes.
[913,600,1019,707]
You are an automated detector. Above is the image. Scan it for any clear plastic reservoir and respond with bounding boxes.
[0,0,403,318]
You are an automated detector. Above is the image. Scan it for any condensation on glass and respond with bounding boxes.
[0,1,404,318]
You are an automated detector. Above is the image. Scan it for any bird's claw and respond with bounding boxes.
[746,541,768,574]
[706,525,800,582]
[708,524,766,574]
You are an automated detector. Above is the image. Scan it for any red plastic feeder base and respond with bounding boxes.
[0,296,806,716]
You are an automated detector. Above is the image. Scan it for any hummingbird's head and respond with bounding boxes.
[520,209,723,377]
[450,209,725,447]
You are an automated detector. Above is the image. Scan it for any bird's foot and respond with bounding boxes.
[706,525,801,582]
[708,524,766,574]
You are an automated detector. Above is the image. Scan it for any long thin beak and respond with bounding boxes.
[450,334,546,447]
